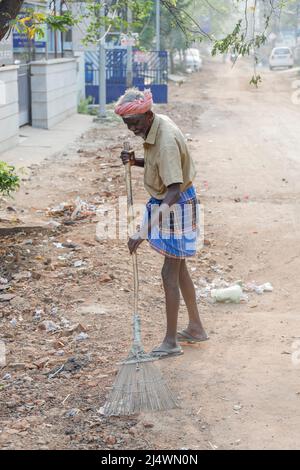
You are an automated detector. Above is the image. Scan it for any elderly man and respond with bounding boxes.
[115,88,208,359]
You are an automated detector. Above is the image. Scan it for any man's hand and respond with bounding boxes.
[120,150,136,166]
[128,232,144,254]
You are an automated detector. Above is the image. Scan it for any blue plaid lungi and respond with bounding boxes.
[143,185,200,259]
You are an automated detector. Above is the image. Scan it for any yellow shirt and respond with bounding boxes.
[143,114,196,199]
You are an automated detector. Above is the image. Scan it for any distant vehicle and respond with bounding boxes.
[230,52,238,64]
[269,47,294,70]
[173,48,202,72]
[185,48,202,72]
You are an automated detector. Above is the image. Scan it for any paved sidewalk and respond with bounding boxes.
[1,113,94,169]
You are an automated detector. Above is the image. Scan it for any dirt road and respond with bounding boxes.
[1,59,300,450]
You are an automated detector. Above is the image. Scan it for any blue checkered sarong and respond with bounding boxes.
[143,185,200,259]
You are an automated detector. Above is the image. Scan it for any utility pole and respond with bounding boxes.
[98,4,106,118]
[156,0,161,84]
[126,6,133,88]
[156,0,160,51]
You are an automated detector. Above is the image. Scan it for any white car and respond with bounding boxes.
[173,48,202,72]
[269,47,294,70]
[185,48,202,72]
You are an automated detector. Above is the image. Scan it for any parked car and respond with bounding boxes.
[173,48,202,73]
[185,48,202,72]
[269,47,294,70]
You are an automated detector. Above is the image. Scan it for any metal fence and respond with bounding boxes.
[85,49,168,104]
[18,64,31,127]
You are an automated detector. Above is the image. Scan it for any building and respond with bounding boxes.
[0,1,84,154]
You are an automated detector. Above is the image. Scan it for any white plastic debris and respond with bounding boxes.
[3,373,11,381]
[53,242,64,249]
[50,306,58,316]
[196,277,230,300]
[40,320,60,332]
[75,332,89,341]
[211,285,243,304]
[71,197,97,220]
[9,318,17,327]
[74,260,84,268]
[33,308,43,321]
[244,281,273,295]
[60,317,71,328]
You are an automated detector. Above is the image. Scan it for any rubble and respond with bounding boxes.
[38,320,60,332]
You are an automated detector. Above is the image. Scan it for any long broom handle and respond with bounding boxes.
[123,142,140,347]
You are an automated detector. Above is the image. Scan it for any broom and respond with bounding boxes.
[102,141,178,416]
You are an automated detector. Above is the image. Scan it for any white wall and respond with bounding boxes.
[74,52,86,104]
[0,66,19,153]
[31,58,77,129]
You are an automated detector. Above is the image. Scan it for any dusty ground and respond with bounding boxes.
[0,59,300,450]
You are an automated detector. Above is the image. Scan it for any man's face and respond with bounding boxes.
[123,113,151,139]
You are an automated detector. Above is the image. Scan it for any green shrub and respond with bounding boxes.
[78,96,93,114]
[0,161,20,196]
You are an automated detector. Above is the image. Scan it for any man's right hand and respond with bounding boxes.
[120,150,136,166]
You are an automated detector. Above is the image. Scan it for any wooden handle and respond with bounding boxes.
[123,142,139,316]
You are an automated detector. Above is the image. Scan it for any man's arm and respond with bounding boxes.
[134,158,144,168]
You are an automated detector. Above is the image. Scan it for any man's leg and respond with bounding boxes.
[157,256,182,350]
[179,259,208,340]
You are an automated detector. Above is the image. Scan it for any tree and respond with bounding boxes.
[0,0,23,41]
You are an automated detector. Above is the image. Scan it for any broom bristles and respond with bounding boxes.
[103,361,178,416]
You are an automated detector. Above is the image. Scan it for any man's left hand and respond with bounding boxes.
[128,233,144,254]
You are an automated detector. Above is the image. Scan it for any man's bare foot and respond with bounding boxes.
[177,328,209,343]
[150,340,183,359]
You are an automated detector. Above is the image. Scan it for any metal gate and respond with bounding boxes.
[85,49,168,104]
[18,64,31,127]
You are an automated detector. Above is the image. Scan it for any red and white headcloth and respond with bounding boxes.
[114,89,153,117]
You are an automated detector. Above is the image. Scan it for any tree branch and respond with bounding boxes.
[0,0,24,41]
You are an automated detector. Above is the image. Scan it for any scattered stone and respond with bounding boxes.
[0,284,10,291]
[62,242,78,249]
[61,323,87,337]
[65,408,80,418]
[9,362,27,371]
[128,427,138,437]
[143,422,154,429]
[39,320,60,332]
[6,206,17,212]
[0,294,16,302]
[99,273,112,283]
[11,419,30,431]
[78,304,107,315]
[10,296,31,312]
[47,220,61,229]
[105,435,117,445]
